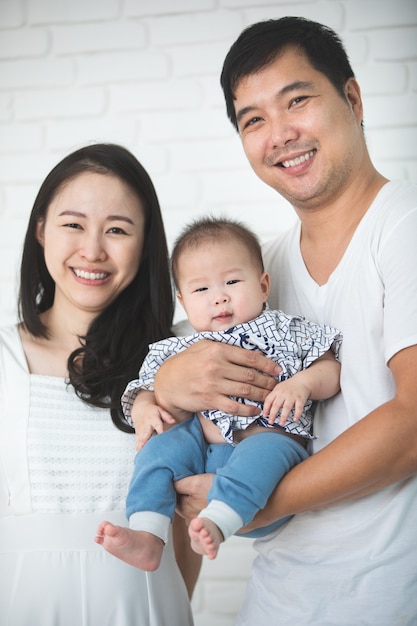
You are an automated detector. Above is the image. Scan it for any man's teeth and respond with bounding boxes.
[74,269,108,280]
[281,150,315,168]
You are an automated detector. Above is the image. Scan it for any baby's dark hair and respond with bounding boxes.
[171,216,264,289]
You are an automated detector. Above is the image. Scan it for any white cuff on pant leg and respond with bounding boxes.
[129,511,171,544]
[198,499,243,541]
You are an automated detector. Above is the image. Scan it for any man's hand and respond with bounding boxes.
[155,340,281,420]
[175,474,214,522]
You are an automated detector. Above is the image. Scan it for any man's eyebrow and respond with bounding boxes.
[236,80,315,125]
[280,80,315,95]
[236,105,256,126]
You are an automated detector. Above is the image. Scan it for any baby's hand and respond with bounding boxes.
[262,379,310,427]
[132,404,176,450]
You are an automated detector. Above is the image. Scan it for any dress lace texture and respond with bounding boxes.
[28,375,135,514]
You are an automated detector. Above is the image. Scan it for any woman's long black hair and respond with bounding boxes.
[18,143,174,432]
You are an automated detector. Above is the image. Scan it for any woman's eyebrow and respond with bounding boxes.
[57,210,134,225]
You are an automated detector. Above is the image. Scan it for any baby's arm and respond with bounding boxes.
[263,350,340,426]
[131,390,176,450]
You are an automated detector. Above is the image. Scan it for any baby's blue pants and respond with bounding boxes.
[126,414,308,538]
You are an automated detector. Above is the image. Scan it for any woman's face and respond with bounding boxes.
[36,171,146,318]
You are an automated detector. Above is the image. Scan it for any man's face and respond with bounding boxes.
[233,46,364,212]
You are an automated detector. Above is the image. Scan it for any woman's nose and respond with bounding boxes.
[80,234,107,262]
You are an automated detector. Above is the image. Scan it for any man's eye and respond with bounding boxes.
[244,116,262,129]
[290,96,308,107]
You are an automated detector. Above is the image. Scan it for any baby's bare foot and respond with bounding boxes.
[188,516,223,560]
[95,521,163,571]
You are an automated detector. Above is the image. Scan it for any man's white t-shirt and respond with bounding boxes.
[237,181,417,625]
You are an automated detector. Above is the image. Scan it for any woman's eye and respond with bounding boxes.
[64,223,82,229]
[107,227,127,234]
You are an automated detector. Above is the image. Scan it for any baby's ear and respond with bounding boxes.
[261,272,270,299]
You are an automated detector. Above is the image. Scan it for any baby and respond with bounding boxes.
[96,217,341,569]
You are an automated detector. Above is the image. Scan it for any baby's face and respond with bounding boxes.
[176,239,270,332]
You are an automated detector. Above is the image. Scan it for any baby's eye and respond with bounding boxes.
[194,287,208,293]
[227,279,240,285]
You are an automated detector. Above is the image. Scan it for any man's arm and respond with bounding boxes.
[242,343,417,529]
[175,344,417,527]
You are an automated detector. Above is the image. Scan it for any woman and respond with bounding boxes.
[0,144,194,625]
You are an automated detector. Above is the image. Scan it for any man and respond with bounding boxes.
[154,17,417,625]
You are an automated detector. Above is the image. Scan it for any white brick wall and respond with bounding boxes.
[0,1,416,623]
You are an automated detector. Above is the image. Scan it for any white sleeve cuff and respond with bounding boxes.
[129,511,171,544]
[198,499,243,541]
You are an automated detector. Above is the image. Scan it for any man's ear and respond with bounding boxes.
[345,78,363,124]
[35,218,45,247]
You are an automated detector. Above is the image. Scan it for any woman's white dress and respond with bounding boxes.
[0,325,193,626]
